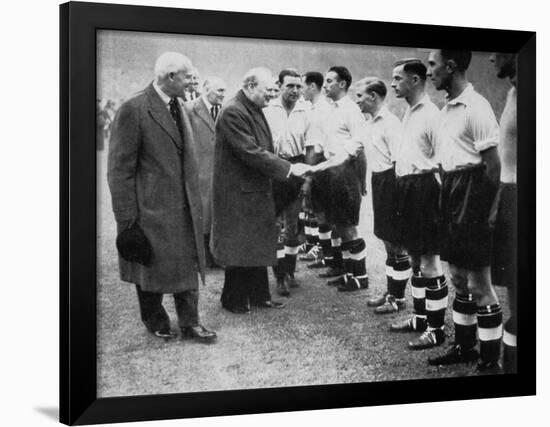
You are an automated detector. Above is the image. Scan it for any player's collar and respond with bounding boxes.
[409,93,431,112]
[372,104,389,122]
[268,96,308,113]
[446,83,474,107]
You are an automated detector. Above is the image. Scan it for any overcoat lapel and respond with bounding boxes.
[146,83,184,153]
[195,98,216,132]
[236,90,274,151]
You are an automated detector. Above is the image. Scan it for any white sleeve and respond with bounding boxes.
[470,102,500,152]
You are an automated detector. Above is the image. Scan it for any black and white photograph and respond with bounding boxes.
[4,0,543,426]
[97,29,519,396]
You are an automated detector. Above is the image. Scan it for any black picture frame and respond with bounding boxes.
[60,1,536,425]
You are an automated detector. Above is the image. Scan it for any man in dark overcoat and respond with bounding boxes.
[184,77,227,267]
[211,67,311,313]
[108,52,216,342]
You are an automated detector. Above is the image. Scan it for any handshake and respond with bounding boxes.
[289,163,321,178]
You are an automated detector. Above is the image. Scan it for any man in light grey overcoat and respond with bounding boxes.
[108,52,216,343]
[184,77,227,267]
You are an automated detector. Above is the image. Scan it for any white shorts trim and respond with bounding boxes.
[385,266,394,277]
[277,249,285,259]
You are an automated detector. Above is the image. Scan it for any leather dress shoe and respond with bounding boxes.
[151,328,177,340]
[408,328,445,350]
[252,300,286,309]
[390,316,427,333]
[319,267,345,278]
[428,344,479,366]
[222,303,250,314]
[181,325,217,343]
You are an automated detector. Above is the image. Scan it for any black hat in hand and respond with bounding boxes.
[116,222,153,266]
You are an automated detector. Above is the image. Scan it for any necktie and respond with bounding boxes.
[210,105,219,121]
[168,97,185,142]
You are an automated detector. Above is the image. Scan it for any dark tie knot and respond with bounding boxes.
[211,104,220,121]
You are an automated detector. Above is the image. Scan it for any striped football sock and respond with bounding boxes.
[331,236,343,270]
[453,294,478,350]
[477,303,503,365]
[389,255,411,299]
[284,239,300,276]
[503,317,517,373]
[425,275,448,330]
[411,274,427,324]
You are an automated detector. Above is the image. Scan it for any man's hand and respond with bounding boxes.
[289,163,312,178]
[481,146,501,187]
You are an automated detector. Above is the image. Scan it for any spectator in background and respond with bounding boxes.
[185,76,227,268]
[96,99,109,151]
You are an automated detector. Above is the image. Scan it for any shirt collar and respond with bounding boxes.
[153,81,172,106]
[334,95,351,108]
[409,93,431,112]
[372,104,389,122]
[446,83,475,107]
[269,96,308,113]
[201,95,213,111]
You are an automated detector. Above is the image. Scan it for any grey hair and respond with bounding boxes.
[203,76,226,91]
[154,52,193,80]
[242,67,272,89]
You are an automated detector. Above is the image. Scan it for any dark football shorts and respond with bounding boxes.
[440,163,499,270]
[311,152,366,227]
[491,182,517,287]
[371,167,398,243]
[395,171,441,256]
[272,155,305,217]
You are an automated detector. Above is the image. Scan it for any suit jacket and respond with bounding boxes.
[211,90,291,266]
[107,82,205,293]
[184,97,216,235]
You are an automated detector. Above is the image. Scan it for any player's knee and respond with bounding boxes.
[450,271,468,294]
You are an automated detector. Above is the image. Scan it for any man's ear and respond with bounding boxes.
[446,59,457,73]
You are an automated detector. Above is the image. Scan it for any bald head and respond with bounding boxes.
[154,52,194,98]
[242,67,274,108]
[203,77,227,106]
